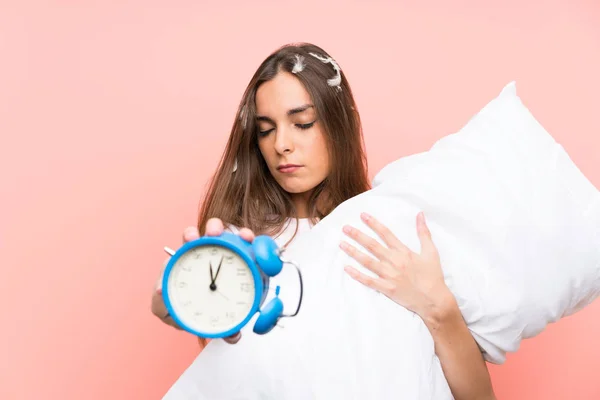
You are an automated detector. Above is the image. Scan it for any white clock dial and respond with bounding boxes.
[166,244,256,334]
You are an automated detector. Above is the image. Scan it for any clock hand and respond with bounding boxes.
[215,289,230,301]
[213,256,224,283]
[209,261,217,291]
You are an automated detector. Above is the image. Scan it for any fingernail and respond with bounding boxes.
[343,225,351,234]
[361,212,370,221]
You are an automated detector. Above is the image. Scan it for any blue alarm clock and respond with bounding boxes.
[161,231,303,338]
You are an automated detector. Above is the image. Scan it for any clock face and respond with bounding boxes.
[166,244,257,335]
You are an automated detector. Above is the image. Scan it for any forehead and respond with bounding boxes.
[255,72,313,116]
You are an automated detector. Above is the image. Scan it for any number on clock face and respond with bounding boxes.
[166,245,256,335]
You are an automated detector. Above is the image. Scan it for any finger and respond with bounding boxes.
[182,226,200,244]
[342,224,390,262]
[344,266,393,294]
[151,288,167,317]
[223,331,242,344]
[155,260,167,292]
[151,291,183,330]
[162,314,184,330]
[339,240,388,277]
[360,212,410,253]
[416,212,437,256]
[205,217,225,236]
[237,227,255,243]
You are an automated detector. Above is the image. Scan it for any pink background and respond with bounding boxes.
[1,1,599,399]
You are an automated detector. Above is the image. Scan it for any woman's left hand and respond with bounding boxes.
[340,211,455,321]
[341,212,497,400]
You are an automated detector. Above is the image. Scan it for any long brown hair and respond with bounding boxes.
[197,42,370,240]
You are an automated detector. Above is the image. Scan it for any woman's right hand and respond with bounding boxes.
[150,217,255,345]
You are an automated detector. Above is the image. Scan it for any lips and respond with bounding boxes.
[277,164,302,173]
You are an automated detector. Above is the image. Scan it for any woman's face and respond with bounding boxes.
[255,71,331,198]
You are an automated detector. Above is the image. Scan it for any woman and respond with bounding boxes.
[151,42,496,400]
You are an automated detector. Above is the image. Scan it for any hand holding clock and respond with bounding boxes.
[151,217,255,345]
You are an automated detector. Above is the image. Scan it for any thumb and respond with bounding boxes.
[416,212,436,256]
[182,226,200,244]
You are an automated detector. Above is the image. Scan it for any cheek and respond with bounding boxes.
[320,152,331,176]
[257,139,273,164]
[309,133,331,173]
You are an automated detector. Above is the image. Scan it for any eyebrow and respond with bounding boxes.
[256,104,314,123]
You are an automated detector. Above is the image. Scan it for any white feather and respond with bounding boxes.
[291,54,306,74]
[239,105,247,129]
[308,52,342,91]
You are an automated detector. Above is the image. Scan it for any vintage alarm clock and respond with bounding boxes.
[161,231,303,338]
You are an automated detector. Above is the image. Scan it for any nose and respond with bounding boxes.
[273,126,295,155]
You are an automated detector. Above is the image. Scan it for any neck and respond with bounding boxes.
[291,191,311,218]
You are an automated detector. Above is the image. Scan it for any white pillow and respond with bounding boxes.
[303,81,600,364]
[163,82,600,399]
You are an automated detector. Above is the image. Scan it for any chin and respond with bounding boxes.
[278,181,314,195]
[281,185,310,194]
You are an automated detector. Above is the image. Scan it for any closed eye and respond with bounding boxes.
[296,121,316,130]
[258,128,275,137]
[259,121,315,137]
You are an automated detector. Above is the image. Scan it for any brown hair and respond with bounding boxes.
[196,42,370,241]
